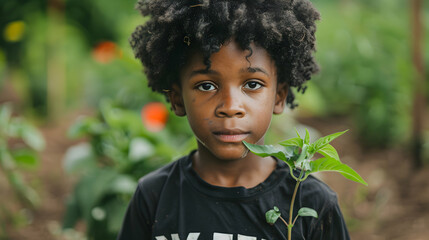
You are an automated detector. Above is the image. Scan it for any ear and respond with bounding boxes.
[168,84,186,116]
[273,82,288,115]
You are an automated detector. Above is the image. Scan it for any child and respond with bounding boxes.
[118,0,350,239]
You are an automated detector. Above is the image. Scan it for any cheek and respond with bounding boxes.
[251,95,276,130]
[251,92,277,113]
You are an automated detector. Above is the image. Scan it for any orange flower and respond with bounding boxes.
[141,102,169,132]
[92,41,116,64]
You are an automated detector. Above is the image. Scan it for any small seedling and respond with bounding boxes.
[244,129,367,240]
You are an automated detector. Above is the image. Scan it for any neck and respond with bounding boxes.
[192,142,276,189]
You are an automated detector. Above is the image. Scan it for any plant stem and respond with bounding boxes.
[288,179,301,240]
[279,216,288,227]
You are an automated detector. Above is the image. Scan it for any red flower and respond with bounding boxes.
[92,41,116,64]
[141,102,169,132]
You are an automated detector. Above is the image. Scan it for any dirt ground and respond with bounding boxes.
[2,113,429,240]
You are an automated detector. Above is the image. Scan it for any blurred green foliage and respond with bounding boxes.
[0,103,45,237]
[0,103,44,207]
[0,0,150,114]
[62,100,194,239]
[302,0,428,147]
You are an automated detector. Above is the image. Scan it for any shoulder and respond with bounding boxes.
[134,155,188,205]
[299,175,351,239]
[293,173,340,214]
[137,156,184,195]
[300,174,338,203]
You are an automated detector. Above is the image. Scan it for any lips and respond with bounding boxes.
[213,129,250,143]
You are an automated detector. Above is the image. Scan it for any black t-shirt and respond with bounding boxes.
[117,151,350,240]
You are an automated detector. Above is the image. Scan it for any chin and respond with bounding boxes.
[210,145,250,161]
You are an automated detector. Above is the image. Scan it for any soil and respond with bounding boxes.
[2,113,429,240]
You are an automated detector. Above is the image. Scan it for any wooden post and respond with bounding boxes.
[411,0,426,168]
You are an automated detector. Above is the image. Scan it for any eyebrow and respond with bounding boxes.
[188,69,220,78]
[242,67,269,76]
[188,67,269,78]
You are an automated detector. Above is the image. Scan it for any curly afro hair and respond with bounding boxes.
[130,0,320,108]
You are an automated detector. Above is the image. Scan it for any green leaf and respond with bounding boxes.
[8,171,40,208]
[128,137,154,161]
[0,147,16,170]
[105,198,129,233]
[6,118,21,137]
[101,102,142,132]
[295,129,301,138]
[67,116,104,138]
[307,144,316,155]
[0,103,12,132]
[297,207,318,218]
[243,141,291,161]
[304,129,310,145]
[63,194,80,228]
[243,141,297,171]
[21,123,45,151]
[266,206,281,225]
[11,149,39,168]
[279,137,303,148]
[109,175,137,195]
[318,144,340,161]
[309,157,368,186]
[74,169,119,222]
[311,130,348,152]
[295,144,310,170]
[63,143,96,173]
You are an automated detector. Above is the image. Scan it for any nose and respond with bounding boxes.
[215,89,245,118]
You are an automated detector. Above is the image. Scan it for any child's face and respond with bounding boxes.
[170,40,287,161]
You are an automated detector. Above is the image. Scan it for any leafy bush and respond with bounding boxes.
[306,0,413,147]
[0,103,45,237]
[62,100,193,239]
[0,103,44,208]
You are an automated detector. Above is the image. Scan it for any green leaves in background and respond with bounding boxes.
[63,168,136,239]
[0,103,45,209]
[62,100,194,239]
[309,1,415,147]
[63,142,96,174]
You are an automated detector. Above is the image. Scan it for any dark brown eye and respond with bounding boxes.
[244,81,262,90]
[197,82,216,91]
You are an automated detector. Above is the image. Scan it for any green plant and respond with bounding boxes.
[62,100,194,240]
[0,103,44,208]
[0,103,44,238]
[244,129,367,240]
[307,0,413,147]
